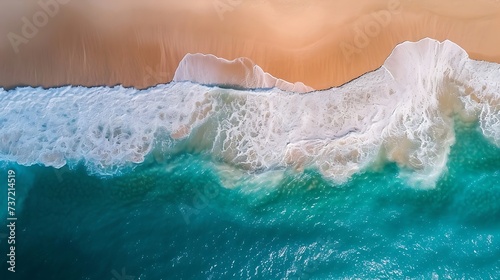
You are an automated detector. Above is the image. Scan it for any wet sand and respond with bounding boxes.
[0,0,499,90]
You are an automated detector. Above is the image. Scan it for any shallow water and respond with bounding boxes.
[1,39,499,279]
[1,121,499,279]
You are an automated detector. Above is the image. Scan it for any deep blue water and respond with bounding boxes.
[0,121,499,280]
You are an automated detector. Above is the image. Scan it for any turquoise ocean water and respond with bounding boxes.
[0,120,499,279]
[1,39,500,279]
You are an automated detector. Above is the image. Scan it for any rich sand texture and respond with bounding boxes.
[1,0,499,90]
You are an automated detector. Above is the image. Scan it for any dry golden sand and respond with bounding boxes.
[0,0,499,90]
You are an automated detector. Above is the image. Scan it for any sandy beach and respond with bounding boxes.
[1,0,499,90]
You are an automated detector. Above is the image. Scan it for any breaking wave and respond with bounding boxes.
[0,38,499,187]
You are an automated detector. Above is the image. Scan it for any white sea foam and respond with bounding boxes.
[173,53,314,93]
[0,38,498,187]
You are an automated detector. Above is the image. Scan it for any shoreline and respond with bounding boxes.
[1,0,499,90]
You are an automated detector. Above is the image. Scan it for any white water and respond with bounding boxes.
[173,53,314,93]
[0,38,499,187]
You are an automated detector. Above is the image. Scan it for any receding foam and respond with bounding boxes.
[0,38,499,187]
